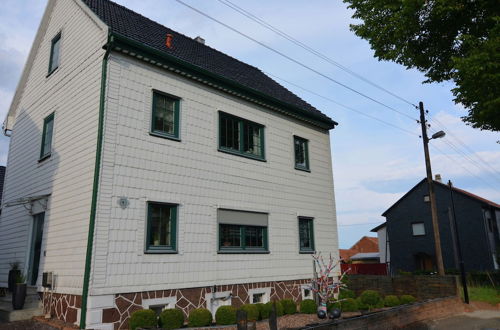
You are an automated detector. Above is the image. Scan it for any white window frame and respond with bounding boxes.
[248,287,271,304]
[301,284,313,300]
[142,296,177,311]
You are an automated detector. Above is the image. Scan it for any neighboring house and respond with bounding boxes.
[370,223,390,264]
[339,236,378,262]
[0,0,339,329]
[380,177,500,274]
[349,252,380,264]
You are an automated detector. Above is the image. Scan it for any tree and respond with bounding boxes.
[344,0,500,132]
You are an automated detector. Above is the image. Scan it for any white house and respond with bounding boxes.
[371,223,390,264]
[0,0,339,328]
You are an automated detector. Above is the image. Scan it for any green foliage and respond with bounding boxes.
[265,301,284,316]
[338,289,355,300]
[159,309,184,330]
[339,298,358,312]
[397,270,412,276]
[15,273,26,284]
[9,261,20,270]
[129,309,157,330]
[384,295,400,307]
[355,297,369,311]
[280,299,297,315]
[215,305,237,325]
[467,286,500,305]
[359,290,382,308]
[255,303,270,320]
[239,304,259,321]
[344,0,500,132]
[399,295,417,305]
[299,299,317,314]
[188,308,212,327]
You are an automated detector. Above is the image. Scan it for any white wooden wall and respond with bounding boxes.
[90,53,339,295]
[0,0,107,294]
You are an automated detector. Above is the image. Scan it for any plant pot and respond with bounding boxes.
[8,269,20,293]
[12,283,27,310]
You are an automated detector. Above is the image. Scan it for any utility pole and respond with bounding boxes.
[419,101,445,276]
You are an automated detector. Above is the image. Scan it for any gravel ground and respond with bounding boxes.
[0,320,57,330]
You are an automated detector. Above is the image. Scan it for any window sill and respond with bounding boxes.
[299,250,315,254]
[46,67,59,78]
[218,148,266,162]
[295,166,310,172]
[149,131,181,142]
[218,250,270,254]
[144,248,178,254]
[38,154,51,163]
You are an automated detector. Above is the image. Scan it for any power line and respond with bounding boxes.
[217,0,418,109]
[267,72,420,137]
[174,0,418,122]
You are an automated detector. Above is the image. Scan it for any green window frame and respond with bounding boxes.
[294,136,310,171]
[219,224,268,253]
[48,33,61,75]
[40,113,55,160]
[298,217,315,253]
[150,90,180,140]
[218,111,265,161]
[145,202,178,253]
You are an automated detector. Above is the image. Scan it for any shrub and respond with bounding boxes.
[265,301,284,316]
[188,308,212,327]
[299,299,317,314]
[255,303,269,320]
[239,304,259,321]
[280,299,297,315]
[359,290,382,309]
[399,295,416,305]
[355,297,369,311]
[338,289,355,300]
[129,309,157,330]
[215,305,236,325]
[159,308,184,330]
[384,295,400,307]
[339,298,358,312]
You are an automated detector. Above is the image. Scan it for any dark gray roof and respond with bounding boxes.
[82,0,336,126]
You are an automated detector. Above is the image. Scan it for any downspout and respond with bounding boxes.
[80,34,114,329]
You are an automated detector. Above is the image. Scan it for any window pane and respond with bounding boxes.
[153,93,176,135]
[149,204,172,247]
[245,226,264,248]
[299,218,313,250]
[220,116,239,150]
[49,35,60,73]
[412,223,425,236]
[41,114,54,158]
[295,137,307,168]
[220,224,241,248]
[243,123,262,157]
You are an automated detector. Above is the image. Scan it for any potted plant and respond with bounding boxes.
[8,261,21,293]
[12,273,27,310]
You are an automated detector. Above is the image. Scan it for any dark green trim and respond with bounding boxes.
[47,32,61,76]
[80,35,114,329]
[218,111,265,161]
[294,135,310,172]
[218,224,268,253]
[150,90,181,141]
[145,202,178,253]
[109,33,337,130]
[39,112,54,160]
[298,217,315,253]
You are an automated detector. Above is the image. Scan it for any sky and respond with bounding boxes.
[0,0,499,249]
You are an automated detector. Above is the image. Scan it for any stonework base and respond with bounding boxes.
[42,292,81,325]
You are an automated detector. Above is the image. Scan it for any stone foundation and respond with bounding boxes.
[95,279,310,329]
[42,292,81,325]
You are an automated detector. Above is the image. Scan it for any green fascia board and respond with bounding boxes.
[109,33,337,130]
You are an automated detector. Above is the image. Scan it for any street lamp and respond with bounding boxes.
[419,102,446,276]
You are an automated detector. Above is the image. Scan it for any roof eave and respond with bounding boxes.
[108,32,337,130]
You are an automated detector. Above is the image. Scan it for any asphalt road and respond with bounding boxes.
[403,310,500,330]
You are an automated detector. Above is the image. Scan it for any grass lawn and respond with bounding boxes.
[463,286,500,305]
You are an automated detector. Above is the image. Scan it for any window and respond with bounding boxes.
[423,195,430,202]
[217,209,268,253]
[151,91,180,140]
[412,223,425,236]
[301,285,313,300]
[48,33,61,74]
[40,113,54,160]
[219,112,265,160]
[294,136,309,171]
[146,202,177,252]
[298,217,315,253]
[248,288,271,304]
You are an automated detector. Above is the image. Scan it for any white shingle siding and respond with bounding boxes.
[0,0,107,293]
[90,53,338,295]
